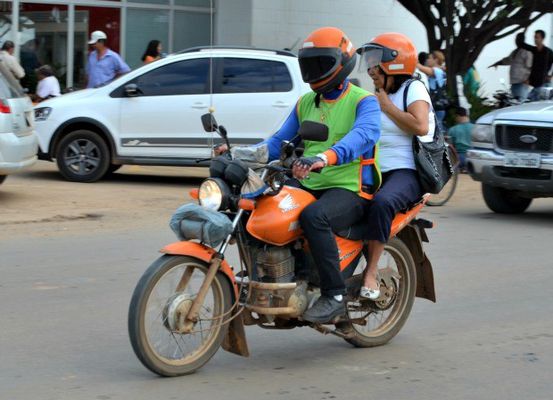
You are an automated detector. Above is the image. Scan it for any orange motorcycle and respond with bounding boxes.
[128,115,436,377]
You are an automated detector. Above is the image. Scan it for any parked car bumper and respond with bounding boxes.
[0,132,38,175]
[467,148,553,194]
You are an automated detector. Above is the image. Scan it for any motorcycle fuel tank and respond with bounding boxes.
[246,186,316,246]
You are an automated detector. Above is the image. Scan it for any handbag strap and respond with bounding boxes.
[402,79,416,112]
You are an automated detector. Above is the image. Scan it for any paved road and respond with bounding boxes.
[1,163,552,400]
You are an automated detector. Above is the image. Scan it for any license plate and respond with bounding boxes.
[504,152,541,168]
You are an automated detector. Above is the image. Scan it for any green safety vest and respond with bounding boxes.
[297,83,381,198]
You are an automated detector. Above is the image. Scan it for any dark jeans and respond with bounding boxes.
[288,179,368,296]
[365,169,422,243]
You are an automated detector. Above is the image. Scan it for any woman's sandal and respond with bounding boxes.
[360,277,380,300]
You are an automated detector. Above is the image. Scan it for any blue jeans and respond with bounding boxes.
[528,82,553,101]
[511,83,531,101]
[364,169,422,243]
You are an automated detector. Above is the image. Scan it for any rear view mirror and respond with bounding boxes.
[124,83,142,97]
[201,113,218,132]
[298,120,328,142]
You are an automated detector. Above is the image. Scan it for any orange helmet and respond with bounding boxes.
[356,32,417,76]
[298,27,357,93]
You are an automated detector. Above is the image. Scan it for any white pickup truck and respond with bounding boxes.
[467,101,553,213]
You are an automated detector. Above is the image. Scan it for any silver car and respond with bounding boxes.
[467,101,553,213]
[0,58,37,185]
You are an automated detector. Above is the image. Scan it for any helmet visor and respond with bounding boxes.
[357,48,384,72]
[298,47,342,83]
[357,43,397,72]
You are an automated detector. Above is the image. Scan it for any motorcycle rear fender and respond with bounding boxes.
[160,241,250,357]
[396,224,436,303]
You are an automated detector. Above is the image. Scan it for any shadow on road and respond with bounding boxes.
[21,169,205,187]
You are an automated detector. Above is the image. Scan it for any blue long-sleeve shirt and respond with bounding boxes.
[262,81,381,186]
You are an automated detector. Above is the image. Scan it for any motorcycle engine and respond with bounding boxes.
[256,246,295,283]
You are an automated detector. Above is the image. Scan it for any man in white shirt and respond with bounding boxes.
[0,41,25,80]
[34,65,61,102]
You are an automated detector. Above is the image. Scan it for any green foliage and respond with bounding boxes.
[465,90,493,122]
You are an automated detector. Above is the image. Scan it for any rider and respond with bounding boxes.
[216,27,381,323]
[356,33,431,300]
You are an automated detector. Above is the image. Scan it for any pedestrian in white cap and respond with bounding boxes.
[86,30,130,88]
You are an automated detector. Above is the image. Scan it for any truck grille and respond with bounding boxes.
[495,125,553,153]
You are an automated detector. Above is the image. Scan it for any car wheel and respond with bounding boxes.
[482,183,532,214]
[55,130,110,182]
[0,175,6,185]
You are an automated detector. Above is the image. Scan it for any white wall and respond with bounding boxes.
[215,0,253,46]
[243,0,553,97]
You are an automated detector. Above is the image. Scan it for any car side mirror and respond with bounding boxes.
[298,120,328,142]
[124,83,142,97]
[201,113,218,132]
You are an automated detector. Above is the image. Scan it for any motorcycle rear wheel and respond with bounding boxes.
[344,237,416,348]
[128,255,233,376]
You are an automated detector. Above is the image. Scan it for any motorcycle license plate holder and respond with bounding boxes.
[503,152,541,168]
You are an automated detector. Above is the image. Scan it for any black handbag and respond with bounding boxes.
[403,79,454,194]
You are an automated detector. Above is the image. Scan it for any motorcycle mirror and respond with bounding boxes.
[201,113,218,132]
[298,121,329,142]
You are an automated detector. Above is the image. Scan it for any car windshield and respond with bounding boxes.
[0,57,26,99]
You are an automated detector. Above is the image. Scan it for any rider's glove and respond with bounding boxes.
[293,156,324,170]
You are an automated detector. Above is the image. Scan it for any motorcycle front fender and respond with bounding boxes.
[160,241,249,357]
[160,241,238,298]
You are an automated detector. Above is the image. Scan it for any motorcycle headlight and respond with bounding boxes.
[472,124,493,143]
[198,178,230,211]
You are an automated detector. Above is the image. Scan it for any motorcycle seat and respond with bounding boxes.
[336,195,429,241]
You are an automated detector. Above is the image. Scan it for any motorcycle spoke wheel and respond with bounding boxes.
[343,237,416,347]
[128,256,233,376]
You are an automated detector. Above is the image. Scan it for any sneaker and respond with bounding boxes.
[302,295,346,323]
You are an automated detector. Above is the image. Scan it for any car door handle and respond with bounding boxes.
[272,101,290,108]
[191,102,208,109]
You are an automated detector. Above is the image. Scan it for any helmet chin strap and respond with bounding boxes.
[314,81,345,108]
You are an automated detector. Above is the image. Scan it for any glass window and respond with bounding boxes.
[125,9,169,70]
[174,0,211,7]
[173,11,211,53]
[127,58,210,96]
[218,58,293,93]
[6,4,69,93]
[74,7,122,89]
[128,0,168,4]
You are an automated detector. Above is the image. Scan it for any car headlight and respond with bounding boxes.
[472,124,493,143]
[198,178,230,211]
[34,107,52,121]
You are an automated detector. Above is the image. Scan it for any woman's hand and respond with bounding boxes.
[292,157,325,180]
[374,89,393,114]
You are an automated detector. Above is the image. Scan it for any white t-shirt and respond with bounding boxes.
[36,76,61,99]
[378,79,435,173]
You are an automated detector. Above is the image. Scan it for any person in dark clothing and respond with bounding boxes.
[521,30,553,100]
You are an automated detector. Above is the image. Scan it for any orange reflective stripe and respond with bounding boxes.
[361,158,375,165]
[359,191,374,200]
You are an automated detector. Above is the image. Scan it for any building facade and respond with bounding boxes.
[1,0,552,95]
[0,0,213,90]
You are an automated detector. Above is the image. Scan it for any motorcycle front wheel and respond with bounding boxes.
[343,237,416,348]
[128,255,233,376]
